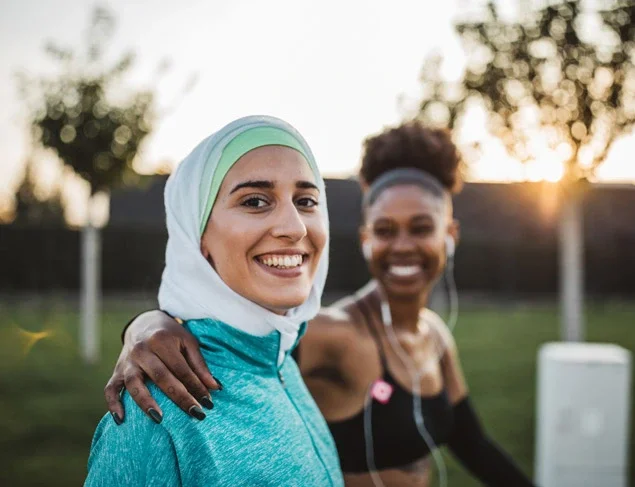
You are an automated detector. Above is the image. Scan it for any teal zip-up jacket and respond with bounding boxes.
[85,319,344,487]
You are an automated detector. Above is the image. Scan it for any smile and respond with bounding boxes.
[256,254,305,269]
[387,265,422,278]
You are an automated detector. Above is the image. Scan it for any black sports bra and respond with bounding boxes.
[325,299,455,473]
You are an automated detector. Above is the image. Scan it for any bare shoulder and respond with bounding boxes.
[422,308,457,357]
[309,296,362,341]
[301,295,365,361]
[422,309,468,401]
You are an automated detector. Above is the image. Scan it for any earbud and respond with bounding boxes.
[445,235,455,259]
[362,241,372,261]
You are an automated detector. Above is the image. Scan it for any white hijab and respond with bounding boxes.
[158,115,329,363]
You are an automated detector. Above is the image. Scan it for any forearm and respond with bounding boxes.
[447,397,536,487]
[121,310,175,344]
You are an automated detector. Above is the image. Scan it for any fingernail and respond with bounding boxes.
[189,405,206,420]
[214,377,223,391]
[200,396,214,410]
[111,412,123,425]
[147,408,163,424]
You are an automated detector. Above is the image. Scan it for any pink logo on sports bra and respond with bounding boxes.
[370,379,393,404]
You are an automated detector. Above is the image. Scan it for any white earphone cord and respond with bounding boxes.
[446,256,459,332]
[362,242,458,487]
[363,304,450,487]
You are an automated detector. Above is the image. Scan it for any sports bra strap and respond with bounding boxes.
[356,298,389,370]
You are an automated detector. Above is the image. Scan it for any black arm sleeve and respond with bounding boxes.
[446,397,537,487]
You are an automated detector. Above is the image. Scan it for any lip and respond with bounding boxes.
[255,248,308,257]
[254,258,306,278]
[384,264,425,283]
[385,260,424,266]
[253,249,309,279]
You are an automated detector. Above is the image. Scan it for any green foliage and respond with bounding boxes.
[13,159,65,226]
[20,6,155,196]
[419,0,635,182]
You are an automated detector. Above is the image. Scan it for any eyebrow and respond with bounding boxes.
[229,180,318,194]
[373,214,434,225]
[411,214,434,221]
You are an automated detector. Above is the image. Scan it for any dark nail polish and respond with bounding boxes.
[200,396,214,410]
[214,377,223,391]
[147,408,163,424]
[189,405,206,420]
[111,412,123,425]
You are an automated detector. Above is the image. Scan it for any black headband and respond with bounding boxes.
[363,168,446,207]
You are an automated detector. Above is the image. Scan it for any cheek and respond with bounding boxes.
[369,240,390,266]
[419,237,447,271]
[204,223,254,274]
[421,237,443,256]
[307,214,328,254]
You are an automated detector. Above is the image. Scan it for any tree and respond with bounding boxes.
[13,158,65,226]
[417,0,635,341]
[19,6,157,362]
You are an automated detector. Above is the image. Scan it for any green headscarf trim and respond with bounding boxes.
[199,126,316,235]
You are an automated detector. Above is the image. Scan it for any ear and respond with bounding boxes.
[449,218,460,246]
[358,176,370,194]
[359,225,371,261]
[200,235,215,267]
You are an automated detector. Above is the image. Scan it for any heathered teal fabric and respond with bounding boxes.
[85,319,344,487]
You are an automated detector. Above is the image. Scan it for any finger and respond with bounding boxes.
[181,338,221,391]
[104,375,126,425]
[160,352,215,410]
[123,367,164,424]
[140,354,208,419]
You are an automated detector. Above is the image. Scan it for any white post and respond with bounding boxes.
[535,343,632,487]
[559,191,584,342]
[80,195,101,363]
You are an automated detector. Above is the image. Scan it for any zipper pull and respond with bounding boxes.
[278,370,286,387]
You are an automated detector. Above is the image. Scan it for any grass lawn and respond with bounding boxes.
[0,299,632,486]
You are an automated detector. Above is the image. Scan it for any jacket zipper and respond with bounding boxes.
[275,338,335,486]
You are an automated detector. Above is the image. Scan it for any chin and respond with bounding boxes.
[385,289,421,302]
[382,280,428,302]
[258,292,311,313]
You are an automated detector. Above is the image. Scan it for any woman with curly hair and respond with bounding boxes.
[103,121,536,486]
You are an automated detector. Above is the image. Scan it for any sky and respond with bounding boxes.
[1,0,634,224]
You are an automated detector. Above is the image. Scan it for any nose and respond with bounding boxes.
[270,200,308,242]
[391,229,416,253]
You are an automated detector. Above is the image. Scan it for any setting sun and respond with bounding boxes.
[525,160,565,183]
[467,138,567,184]
[464,135,635,185]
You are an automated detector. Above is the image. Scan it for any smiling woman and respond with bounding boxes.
[102,120,537,487]
[201,145,326,314]
[84,115,343,487]
[360,167,458,303]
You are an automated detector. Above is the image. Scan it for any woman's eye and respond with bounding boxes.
[411,225,433,235]
[296,197,318,208]
[241,197,268,208]
[373,227,394,238]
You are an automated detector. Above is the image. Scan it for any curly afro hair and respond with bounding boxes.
[359,120,463,194]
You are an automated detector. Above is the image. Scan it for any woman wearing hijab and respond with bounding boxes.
[85,115,343,487]
[103,122,536,486]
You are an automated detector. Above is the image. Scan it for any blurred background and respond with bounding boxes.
[1,0,634,485]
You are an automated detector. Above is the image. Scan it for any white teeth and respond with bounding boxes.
[389,265,420,277]
[259,254,304,269]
